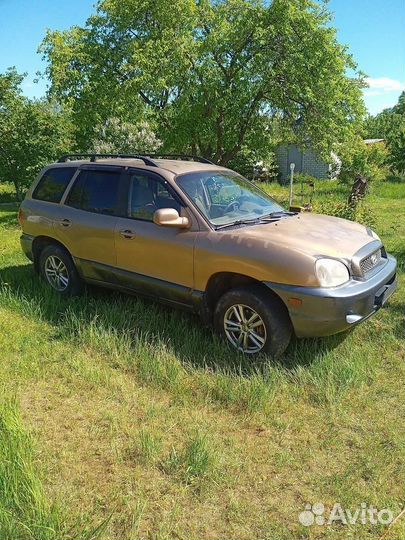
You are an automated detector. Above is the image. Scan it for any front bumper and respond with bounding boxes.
[265,255,397,337]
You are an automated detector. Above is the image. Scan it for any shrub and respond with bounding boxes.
[315,199,377,229]
[227,148,278,181]
[339,139,389,185]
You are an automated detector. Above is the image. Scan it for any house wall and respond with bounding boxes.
[302,149,330,179]
[275,145,289,182]
[275,144,331,183]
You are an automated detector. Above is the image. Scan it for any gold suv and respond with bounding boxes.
[19,153,397,357]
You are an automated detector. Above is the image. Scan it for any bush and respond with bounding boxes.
[227,148,278,181]
[339,139,389,185]
[315,199,377,229]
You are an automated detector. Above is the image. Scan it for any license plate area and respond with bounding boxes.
[374,273,397,308]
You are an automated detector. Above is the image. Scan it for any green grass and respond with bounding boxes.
[0,183,17,203]
[0,396,106,539]
[0,177,404,539]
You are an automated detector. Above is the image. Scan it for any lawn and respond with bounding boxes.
[0,183,17,203]
[0,178,404,539]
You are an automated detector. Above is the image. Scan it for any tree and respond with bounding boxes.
[40,0,365,164]
[364,91,405,174]
[0,69,73,199]
[339,137,388,188]
[387,126,405,174]
[386,92,405,174]
[91,117,161,153]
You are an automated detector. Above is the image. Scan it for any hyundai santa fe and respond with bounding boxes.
[19,153,397,357]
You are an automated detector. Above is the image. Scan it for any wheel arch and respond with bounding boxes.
[32,236,71,272]
[204,271,288,314]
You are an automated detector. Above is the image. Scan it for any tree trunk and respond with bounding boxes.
[13,179,22,202]
[348,175,369,207]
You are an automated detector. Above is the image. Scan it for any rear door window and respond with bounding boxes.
[32,168,76,203]
[65,169,122,215]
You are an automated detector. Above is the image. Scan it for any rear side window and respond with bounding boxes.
[32,168,76,203]
[65,170,121,215]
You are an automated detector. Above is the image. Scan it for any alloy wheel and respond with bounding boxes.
[223,304,267,354]
[44,255,69,292]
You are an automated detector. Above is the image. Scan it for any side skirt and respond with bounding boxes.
[74,257,204,313]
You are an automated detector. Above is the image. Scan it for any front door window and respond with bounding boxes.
[129,173,181,221]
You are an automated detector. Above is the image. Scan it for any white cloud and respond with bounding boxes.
[365,77,405,92]
[363,90,382,97]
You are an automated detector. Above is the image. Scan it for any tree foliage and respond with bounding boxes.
[364,91,405,174]
[339,138,388,185]
[91,117,161,153]
[0,69,73,199]
[40,0,365,164]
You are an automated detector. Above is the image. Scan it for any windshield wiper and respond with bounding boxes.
[214,210,298,230]
[214,216,280,230]
[261,210,297,219]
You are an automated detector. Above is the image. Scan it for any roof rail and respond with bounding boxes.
[149,153,214,164]
[57,153,159,167]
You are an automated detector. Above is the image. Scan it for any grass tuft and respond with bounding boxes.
[161,431,217,488]
[137,429,162,464]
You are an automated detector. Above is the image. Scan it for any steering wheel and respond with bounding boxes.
[224,200,240,213]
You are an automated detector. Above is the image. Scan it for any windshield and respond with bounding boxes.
[176,171,284,227]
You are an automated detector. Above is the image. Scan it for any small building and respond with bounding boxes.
[275,144,340,183]
[364,138,385,145]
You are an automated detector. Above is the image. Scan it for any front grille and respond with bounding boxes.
[360,248,382,275]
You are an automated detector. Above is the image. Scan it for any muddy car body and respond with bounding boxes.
[19,154,397,357]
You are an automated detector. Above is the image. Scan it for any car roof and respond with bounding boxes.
[49,158,229,175]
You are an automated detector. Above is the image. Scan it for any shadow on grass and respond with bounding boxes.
[385,300,405,340]
[386,175,405,183]
[0,206,19,228]
[0,262,348,376]
[391,246,405,271]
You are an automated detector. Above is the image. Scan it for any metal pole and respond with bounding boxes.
[289,162,295,208]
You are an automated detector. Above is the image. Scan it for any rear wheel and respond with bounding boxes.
[39,245,83,296]
[214,285,292,358]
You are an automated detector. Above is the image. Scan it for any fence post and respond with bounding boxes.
[289,162,295,208]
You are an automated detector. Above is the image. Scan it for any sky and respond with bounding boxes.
[0,0,404,116]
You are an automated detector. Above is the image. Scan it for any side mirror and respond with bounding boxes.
[153,208,190,228]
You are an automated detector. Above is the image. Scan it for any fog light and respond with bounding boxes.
[346,314,363,324]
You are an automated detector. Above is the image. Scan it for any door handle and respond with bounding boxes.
[119,229,136,239]
[59,218,72,228]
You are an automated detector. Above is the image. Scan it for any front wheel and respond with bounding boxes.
[214,285,292,358]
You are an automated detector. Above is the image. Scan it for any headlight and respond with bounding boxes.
[315,258,350,287]
[367,227,380,242]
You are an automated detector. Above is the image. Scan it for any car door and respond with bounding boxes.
[114,169,198,307]
[57,165,126,281]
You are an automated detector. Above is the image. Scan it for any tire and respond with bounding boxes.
[214,285,292,358]
[39,244,84,297]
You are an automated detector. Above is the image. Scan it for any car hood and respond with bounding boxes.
[229,212,375,259]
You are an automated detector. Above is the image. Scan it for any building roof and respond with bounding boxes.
[364,138,385,144]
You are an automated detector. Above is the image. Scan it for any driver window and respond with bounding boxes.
[129,173,181,221]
